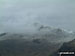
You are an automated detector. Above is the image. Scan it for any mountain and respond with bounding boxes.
[51,39,75,56]
[0,38,61,56]
[34,24,75,43]
[0,33,7,37]
[0,25,75,56]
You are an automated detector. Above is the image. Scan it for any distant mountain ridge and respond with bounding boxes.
[0,24,75,43]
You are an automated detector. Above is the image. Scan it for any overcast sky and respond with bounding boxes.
[0,0,75,33]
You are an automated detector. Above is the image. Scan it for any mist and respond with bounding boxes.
[0,0,75,33]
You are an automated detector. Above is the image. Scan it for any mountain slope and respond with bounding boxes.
[0,38,61,56]
[0,26,75,56]
[51,39,75,56]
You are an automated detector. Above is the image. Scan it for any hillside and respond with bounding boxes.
[0,38,61,56]
[51,39,75,56]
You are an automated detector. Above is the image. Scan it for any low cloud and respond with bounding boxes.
[0,0,75,33]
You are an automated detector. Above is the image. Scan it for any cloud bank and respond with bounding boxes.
[0,0,75,33]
